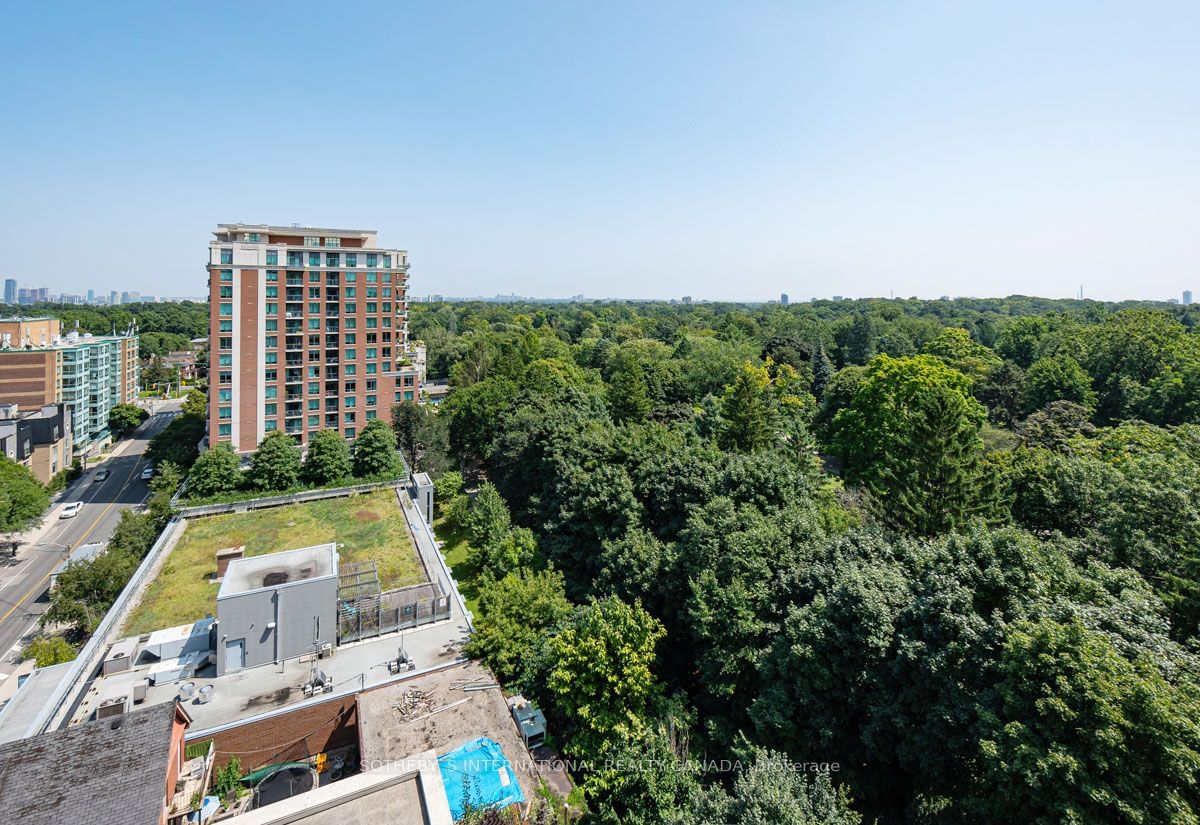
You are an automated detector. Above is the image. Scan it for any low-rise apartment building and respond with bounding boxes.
[0,402,72,483]
[206,224,418,452]
[0,317,139,453]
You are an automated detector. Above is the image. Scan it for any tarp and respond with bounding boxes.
[438,736,525,819]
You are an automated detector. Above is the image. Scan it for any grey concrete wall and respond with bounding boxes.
[216,577,337,675]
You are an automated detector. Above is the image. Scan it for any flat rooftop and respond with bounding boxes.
[218,543,337,599]
[214,224,378,238]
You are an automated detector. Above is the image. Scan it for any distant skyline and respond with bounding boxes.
[1,2,1197,302]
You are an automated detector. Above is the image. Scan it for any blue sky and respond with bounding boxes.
[2,1,1197,301]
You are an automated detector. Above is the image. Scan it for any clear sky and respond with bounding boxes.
[2,1,1197,302]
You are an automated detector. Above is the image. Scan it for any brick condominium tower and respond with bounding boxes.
[206,225,417,452]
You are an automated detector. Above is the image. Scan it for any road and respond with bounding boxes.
[0,401,183,669]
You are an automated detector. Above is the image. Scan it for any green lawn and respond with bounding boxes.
[433,513,482,616]
[123,489,424,635]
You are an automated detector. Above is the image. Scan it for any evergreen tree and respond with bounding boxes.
[301,429,352,486]
[812,345,835,401]
[720,362,774,452]
[608,355,652,423]
[832,355,988,534]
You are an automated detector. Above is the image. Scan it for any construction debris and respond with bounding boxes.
[393,688,435,719]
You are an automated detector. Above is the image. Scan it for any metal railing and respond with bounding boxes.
[175,478,404,518]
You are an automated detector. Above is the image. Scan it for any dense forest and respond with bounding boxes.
[0,300,208,343]
[403,297,1200,824]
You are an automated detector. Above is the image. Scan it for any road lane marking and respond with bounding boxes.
[0,413,169,626]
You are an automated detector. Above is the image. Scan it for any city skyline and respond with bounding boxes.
[2,3,1198,302]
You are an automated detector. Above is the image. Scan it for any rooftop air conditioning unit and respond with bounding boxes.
[96,695,129,720]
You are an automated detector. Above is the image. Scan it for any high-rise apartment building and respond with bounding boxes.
[207,224,418,452]
[1185,290,1193,306]
[0,318,139,453]
[3,279,14,305]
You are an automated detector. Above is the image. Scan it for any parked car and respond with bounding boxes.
[94,468,110,483]
[60,502,83,519]
[140,466,154,481]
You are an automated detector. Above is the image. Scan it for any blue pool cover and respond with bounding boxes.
[438,736,525,819]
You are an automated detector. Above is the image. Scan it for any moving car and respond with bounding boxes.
[94,468,110,483]
[60,502,83,519]
[140,466,154,481]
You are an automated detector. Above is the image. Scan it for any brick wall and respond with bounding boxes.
[195,694,359,771]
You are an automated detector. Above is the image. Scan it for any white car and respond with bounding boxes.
[60,502,83,519]
[140,466,154,481]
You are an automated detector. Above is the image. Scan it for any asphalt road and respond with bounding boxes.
[0,402,183,664]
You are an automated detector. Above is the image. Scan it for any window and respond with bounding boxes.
[366,272,378,283]
[345,364,357,376]
[219,320,233,332]
[265,352,278,364]
[219,389,232,402]
[220,248,233,264]
[308,399,319,410]
[307,366,320,378]
[382,287,391,297]
[366,254,377,268]
[218,406,231,420]
[382,302,392,313]
[344,427,355,438]
[344,349,356,360]
[344,380,357,393]
[220,270,233,282]
[265,420,277,432]
[366,302,377,313]
[308,415,320,427]
[308,302,320,314]
[366,362,377,375]
[219,303,233,317]
[219,336,232,350]
[366,379,377,391]
[346,253,357,267]
[344,411,355,422]
[366,287,377,298]
[219,286,233,298]
[345,333,357,344]
[265,403,277,416]
[324,237,341,248]
[326,253,340,267]
[366,394,377,407]
[404,390,415,402]
[345,287,357,298]
[366,410,377,420]
[383,255,392,268]
[266,270,278,282]
[288,251,304,267]
[219,423,231,437]
[247,233,261,243]
[383,273,392,283]
[345,396,357,408]
[309,271,320,283]
[366,347,376,359]
[344,318,357,329]
[344,303,356,314]
[308,319,320,330]
[265,319,278,331]
[345,272,356,283]
[266,286,278,298]
[265,303,278,315]
[265,386,278,399]
[308,252,321,267]
[219,371,232,384]
[304,236,320,247]
[265,335,277,348]
[366,317,378,329]
[308,287,321,299]
[265,369,277,381]
[308,382,320,394]
[266,249,278,265]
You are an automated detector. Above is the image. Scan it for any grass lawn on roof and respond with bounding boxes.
[122,489,424,636]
